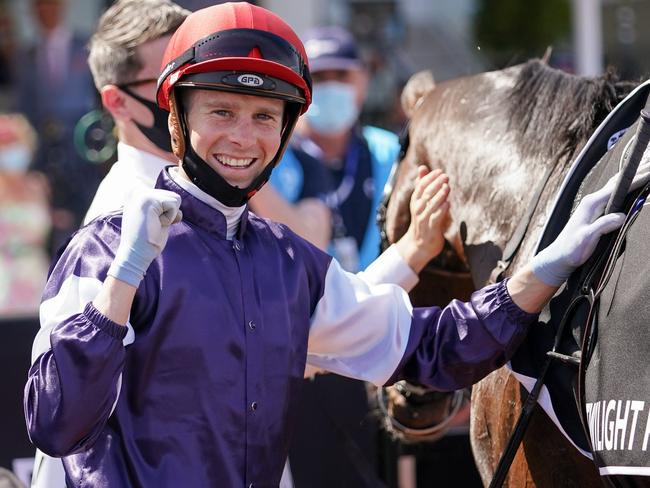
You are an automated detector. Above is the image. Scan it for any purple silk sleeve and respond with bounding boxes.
[24,303,127,457]
[387,280,539,391]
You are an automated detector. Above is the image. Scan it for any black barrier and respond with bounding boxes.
[0,316,40,471]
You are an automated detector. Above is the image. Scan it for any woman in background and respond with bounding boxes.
[0,113,51,317]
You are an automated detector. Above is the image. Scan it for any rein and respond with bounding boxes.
[375,383,468,443]
[488,160,560,284]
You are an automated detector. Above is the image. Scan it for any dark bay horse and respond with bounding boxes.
[381,60,635,486]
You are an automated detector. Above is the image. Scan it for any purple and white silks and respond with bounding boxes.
[25,169,537,487]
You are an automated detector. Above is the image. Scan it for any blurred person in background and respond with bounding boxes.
[295,25,399,273]
[13,0,100,253]
[29,1,189,486]
[248,145,333,250]
[83,0,189,224]
[0,113,50,318]
[281,26,406,487]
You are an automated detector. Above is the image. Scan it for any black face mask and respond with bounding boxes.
[119,85,173,153]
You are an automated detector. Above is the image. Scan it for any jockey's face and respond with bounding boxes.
[184,89,284,188]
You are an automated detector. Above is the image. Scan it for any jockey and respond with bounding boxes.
[155,3,312,207]
[24,3,647,487]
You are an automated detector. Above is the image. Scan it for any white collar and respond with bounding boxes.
[169,166,246,240]
[116,142,172,177]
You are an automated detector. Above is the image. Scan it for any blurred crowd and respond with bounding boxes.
[0,0,409,320]
[0,0,103,319]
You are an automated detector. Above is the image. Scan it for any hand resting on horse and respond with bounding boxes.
[508,162,650,313]
[395,165,450,274]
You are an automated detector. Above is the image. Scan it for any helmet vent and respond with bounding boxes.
[248,47,263,59]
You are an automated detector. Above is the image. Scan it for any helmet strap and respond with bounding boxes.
[181,143,275,207]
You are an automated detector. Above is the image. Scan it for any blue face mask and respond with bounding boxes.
[0,144,32,173]
[306,81,359,135]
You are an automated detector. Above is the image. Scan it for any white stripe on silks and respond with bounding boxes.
[509,369,593,459]
[33,274,135,364]
[110,373,123,416]
[306,258,413,386]
[358,244,419,292]
[36,274,127,414]
[599,466,650,476]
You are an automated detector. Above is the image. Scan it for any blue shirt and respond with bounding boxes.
[269,146,332,204]
[289,126,399,272]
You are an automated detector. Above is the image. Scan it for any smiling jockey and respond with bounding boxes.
[23,3,648,487]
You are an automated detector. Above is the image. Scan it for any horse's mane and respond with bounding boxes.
[508,59,636,165]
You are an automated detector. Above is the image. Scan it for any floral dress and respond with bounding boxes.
[0,174,50,317]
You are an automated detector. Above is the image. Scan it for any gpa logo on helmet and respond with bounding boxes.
[237,74,264,87]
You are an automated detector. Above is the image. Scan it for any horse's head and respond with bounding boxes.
[386,63,542,287]
[378,59,635,478]
[384,60,632,289]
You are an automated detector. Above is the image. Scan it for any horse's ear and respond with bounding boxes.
[542,46,553,65]
[401,70,435,119]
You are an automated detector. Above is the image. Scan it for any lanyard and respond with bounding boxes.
[324,143,359,210]
[296,134,363,239]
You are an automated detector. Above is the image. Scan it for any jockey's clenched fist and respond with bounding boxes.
[108,189,183,287]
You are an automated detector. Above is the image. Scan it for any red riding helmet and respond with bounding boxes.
[154,2,312,206]
[157,2,312,113]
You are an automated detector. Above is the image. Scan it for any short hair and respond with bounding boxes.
[88,0,189,90]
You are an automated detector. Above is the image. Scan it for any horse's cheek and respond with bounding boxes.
[440,213,466,265]
[385,164,418,243]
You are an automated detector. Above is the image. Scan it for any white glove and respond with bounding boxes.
[108,189,183,287]
[531,162,650,286]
